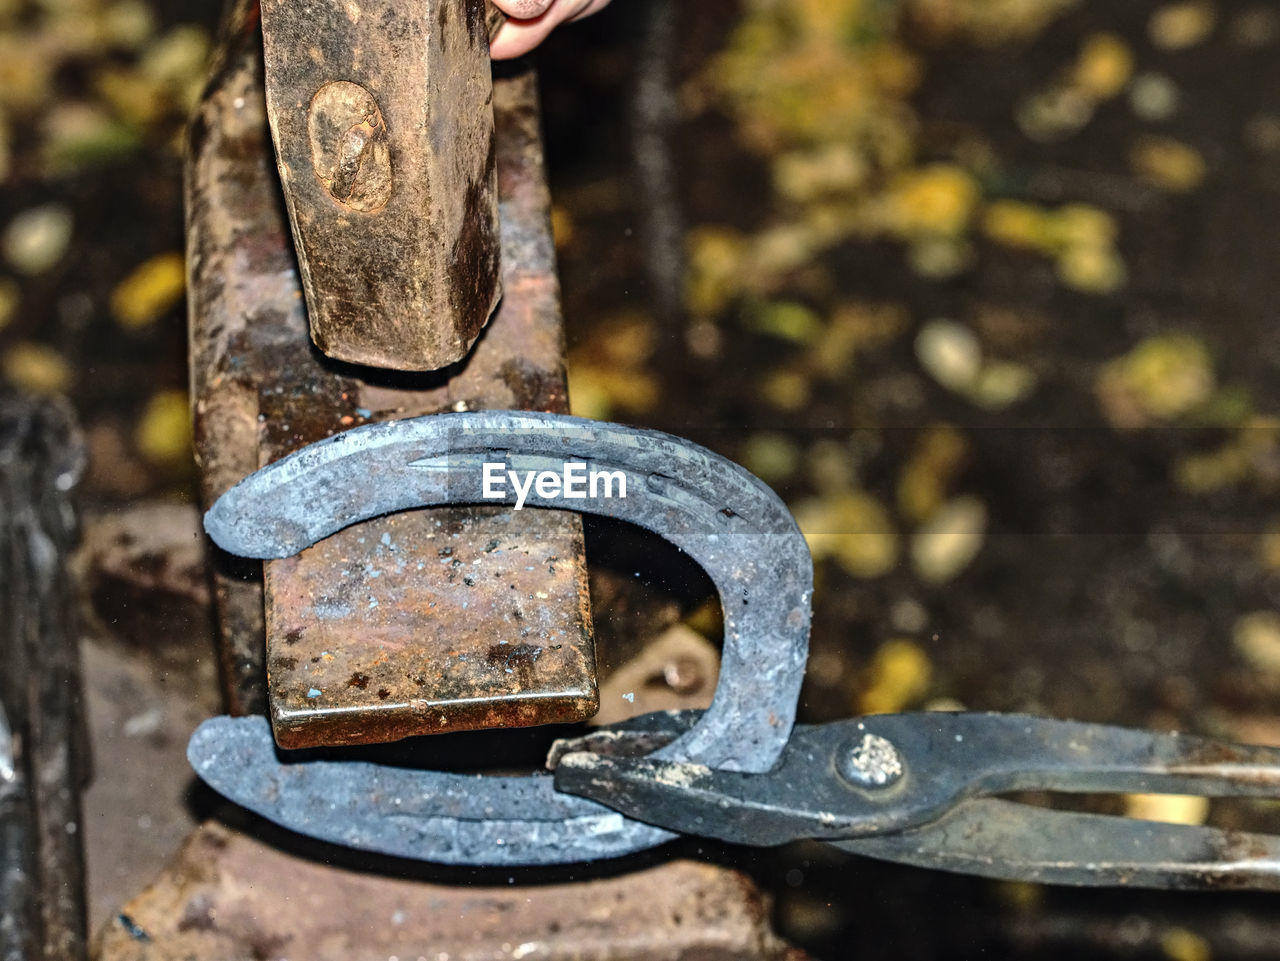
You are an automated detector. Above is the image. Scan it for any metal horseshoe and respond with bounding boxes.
[190,411,812,865]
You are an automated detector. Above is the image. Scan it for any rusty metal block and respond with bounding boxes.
[186,0,596,746]
[260,0,502,370]
[265,507,594,745]
[94,823,803,961]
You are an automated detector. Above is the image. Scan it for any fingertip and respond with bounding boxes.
[490,0,554,18]
[488,25,535,59]
[566,0,610,22]
[488,0,606,59]
[489,19,556,60]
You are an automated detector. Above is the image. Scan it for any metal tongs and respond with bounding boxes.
[552,709,1280,890]
[193,410,1280,887]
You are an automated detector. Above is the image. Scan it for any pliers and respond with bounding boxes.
[552,709,1280,890]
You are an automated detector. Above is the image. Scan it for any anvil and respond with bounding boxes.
[186,0,597,749]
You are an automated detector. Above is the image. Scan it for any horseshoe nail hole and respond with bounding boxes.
[646,472,672,493]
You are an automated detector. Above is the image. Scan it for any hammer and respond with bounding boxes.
[259,0,508,371]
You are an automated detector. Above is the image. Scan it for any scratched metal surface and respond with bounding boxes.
[185,0,596,746]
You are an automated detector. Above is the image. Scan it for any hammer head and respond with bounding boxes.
[261,0,502,371]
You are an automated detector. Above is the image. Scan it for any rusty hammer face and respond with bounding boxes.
[260,0,507,371]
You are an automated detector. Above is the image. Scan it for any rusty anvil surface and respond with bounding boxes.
[186,0,597,748]
[95,824,802,961]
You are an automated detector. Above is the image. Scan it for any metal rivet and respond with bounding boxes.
[837,732,904,789]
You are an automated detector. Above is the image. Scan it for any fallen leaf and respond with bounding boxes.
[1130,135,1207,193]
[741,433,800,484]
[1160,928,1212,961]
[111,252,185,329]
[916,318,982,392]
[859,639,932,714]
[795,492,900,579]
[135,389,192,466]
[1096,333,1215,426]
[1149,1,1216,50]
[1234,610,1280,678]
[1128,72,1180,122]
[911,495,987,583]
[1072,33,1134,100]
[3,342,72,394]
[3,204,73,276]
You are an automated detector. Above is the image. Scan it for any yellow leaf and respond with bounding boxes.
[1130,136,1207,193]
[1048,204,1119,252]
[747,301,823,344]
[685,227,747,318]
[1149,1,1216,50]
[773,144,867,203]
[795,492,900,579]
[740,433,800,484]
[1072,33,1134,100]
[1259,520,1280,573]
[762,368,812,412]
[3,204,73,276]
[859,639,931,714]
[550,205,574,250]
[911,495,987,583]
[597,315,657,367]
[970,361,1037,410]
[983,200,1053,251]
[566,366,612,421]
[3,342,71,395]
[906,0,1078,46]
[1234,611,1280,678]
[915,318,981,392]
[1057,243,1126,293]
[111,252,186,329]
[1161,928,1211,961]
[883,164,981,238]
[95,67,166,129]
[1097,333,1215,425]
[898,425,968,523]
[135,389,192,466]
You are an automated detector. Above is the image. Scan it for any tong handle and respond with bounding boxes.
[836,797,1280,891]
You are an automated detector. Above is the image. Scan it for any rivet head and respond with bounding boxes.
[307,80,393,213]
[837,732,904,789]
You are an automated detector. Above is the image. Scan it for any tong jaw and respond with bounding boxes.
[554,711,1280,890]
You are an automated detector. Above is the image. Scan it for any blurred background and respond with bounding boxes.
[5,0,1280,956]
